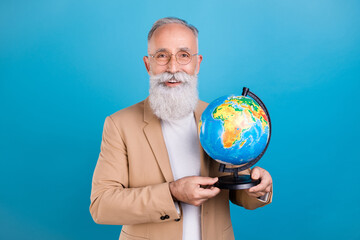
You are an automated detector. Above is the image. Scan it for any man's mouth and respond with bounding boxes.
[164,78,182,87]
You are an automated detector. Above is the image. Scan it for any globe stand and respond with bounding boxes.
[214,164,261,190]
[214,87,272,190]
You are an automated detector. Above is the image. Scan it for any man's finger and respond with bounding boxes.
[198,186,221,199]
[196,176,218,185]
[248,179,270,193]
[251,167,261,180]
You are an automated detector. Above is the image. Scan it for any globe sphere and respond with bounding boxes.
[199,95,270,165]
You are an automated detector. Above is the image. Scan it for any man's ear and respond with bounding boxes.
[196,54,203,75]
[143,56,151,74]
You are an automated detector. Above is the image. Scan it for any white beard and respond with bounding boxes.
[149,71,199,121]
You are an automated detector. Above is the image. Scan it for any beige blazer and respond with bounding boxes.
[90,98,272,240]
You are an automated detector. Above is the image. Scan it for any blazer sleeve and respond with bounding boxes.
[90,116,180,225]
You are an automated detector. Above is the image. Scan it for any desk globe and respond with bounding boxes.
[199,87,271,189]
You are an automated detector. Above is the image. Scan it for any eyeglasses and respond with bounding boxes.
[149,50,198,65]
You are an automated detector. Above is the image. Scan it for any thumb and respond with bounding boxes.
[197,177,218,185]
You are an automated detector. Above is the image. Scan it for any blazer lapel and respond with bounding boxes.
[194,101,210,178]
[143,98,174,182]
[142,98,210,182]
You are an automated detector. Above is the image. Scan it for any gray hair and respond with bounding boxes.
[147,17,199,41]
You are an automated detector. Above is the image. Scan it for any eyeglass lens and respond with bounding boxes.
[153,51,192,65]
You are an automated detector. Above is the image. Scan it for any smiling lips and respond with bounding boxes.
[164,77,182,87]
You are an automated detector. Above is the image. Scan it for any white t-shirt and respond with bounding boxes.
[161,113,201,240]
[161,113,270,240]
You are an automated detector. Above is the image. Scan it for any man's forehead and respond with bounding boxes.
[148,23,198,52]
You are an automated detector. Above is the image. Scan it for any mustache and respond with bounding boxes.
[150,71,194,84]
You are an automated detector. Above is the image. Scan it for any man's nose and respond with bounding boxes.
[167,55,179,73]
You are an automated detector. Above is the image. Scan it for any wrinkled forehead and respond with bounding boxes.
[147,23,198,53]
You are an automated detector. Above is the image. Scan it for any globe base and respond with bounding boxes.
[214,175,260,190]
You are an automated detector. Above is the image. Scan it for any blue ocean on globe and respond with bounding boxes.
[199,95,270,165]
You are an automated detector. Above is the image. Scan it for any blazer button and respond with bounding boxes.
[160,216,166,220]
[165,215,170,219]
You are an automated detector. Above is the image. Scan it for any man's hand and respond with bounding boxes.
[245,167,272,198]
[169,176,220,206]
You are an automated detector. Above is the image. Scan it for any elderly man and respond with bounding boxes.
[90,17,273,240]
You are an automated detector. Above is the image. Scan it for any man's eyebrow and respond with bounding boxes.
[155,48,168,53]
[179,47,191,52]
[154,47,192,53]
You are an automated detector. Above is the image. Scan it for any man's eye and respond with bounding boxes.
[178,52,190,58]
[156,53,167,58]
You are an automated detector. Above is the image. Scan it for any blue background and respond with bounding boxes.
[1,0,359,239]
